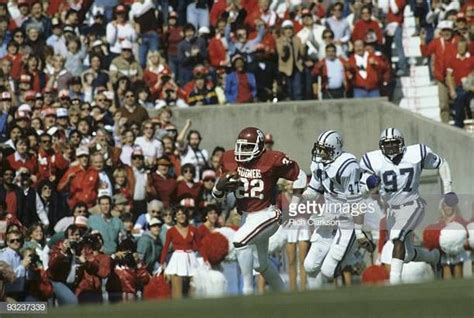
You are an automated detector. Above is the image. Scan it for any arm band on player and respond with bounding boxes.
[293,169,307,190]
[438,159,452,193]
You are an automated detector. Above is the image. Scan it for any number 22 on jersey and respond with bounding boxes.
[235,178,264,199]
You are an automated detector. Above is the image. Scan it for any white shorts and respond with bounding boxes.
[233,206,281,247]
[164,250,198,276]
[285,222,310,243]
[304,225,356,278]
[387,199,425,242]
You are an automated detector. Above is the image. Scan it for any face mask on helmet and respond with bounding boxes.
[379,138,404,159]
[312,142,335,164]
[235,139,260,162]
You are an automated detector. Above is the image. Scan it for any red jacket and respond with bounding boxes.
[420,37,458,82]
[2,53,23,80]
[106,261,150,294]
[387,0,407,25]
[36,148,69,183]
[75,251,111,295]
[446,53,474,86]
[68,167,99,208]
[57,165,85,193]
[352,19,384,45]
[48,240,73,283]
[208,37,228,68]
[6,153,38,175]
[312,57,348,91]
[150,173,177,208]
[347,52,380,90]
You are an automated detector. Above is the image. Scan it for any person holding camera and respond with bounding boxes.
[106,239,150,302]
[23,222,50,270]
[74,231,112,304]
[20,248,53,301]
[48,224,85,305]
[0,231,31,300]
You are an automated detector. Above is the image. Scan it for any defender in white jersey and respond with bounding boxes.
[298,130,374,287]
[360,128,452,284]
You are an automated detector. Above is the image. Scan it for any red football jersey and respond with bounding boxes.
[219,149,300,213]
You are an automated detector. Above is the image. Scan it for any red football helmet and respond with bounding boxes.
[234,127,265,162]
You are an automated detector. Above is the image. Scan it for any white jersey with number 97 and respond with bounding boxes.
[360,144,443,206]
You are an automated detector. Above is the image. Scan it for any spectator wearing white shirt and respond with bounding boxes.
[0,231,32,300]
[106,4,137,57]
[179,127,209,182]
[324,2,351,55]
[134,120,163,168]
[46,18,67,57]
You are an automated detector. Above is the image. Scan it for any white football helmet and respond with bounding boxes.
[312,130,343,164]
[379,128,405,160]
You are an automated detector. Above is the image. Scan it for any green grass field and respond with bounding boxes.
[10,279,474,318]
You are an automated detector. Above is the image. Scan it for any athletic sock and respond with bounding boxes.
[390,258,404,284]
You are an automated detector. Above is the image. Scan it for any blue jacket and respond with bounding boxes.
[224,71,257,104]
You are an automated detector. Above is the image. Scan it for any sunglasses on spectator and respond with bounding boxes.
[125,94,134,98]
[81,106,91,111]
[132,155,143,160]
[41,139,51,144]
[14,34,23,38]
[9,238,22,244]
[96,98,105,102]
[204,178,216,182]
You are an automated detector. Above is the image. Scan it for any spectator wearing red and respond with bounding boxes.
[68,153,103,208]
[142,51,172,101]
[446,38,474,128]
[6,138,37,176]
[160,207,199,299]
[74,232,112,304]
[352,5,383,46]
[224,54,256,104]
[163,12,183,79]
[420,20,458,123]
[384,0,408,76]
[196,205,220,249]
[57,147,90,194]
[36,133,69,183]
[347,40,381,98]
[312,43,347,99]
[207,18,229,69]
[0,169,19,218]
[3,41,22,80]
[162,136,181,177]
[364,37,394,99]
[175,163,202,209]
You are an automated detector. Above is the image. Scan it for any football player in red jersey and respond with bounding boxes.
[212,127,307,294]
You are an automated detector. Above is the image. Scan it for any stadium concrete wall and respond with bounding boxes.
[151,98,474,196]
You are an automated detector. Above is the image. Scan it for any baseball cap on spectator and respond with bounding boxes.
[74,215,89,227]
[115,4,127,13]
[57,108,68,118]
[15,110,30,120]
[202,170,216,181]
[282,20,294,29]
[437,20,453,30]
[113,193,128,205]
[35,92,43,100]
[231,54,244,64]
[121,40,133,51]
[156,156,172,166]
[24,90,36,101]
[76,146,89,157]
[1,92,11,100]
[301,8,312,17]
[59,89,70,99]
[198,26,210,35]
[51,17,61,28]
[169,11,178,19]
[42,108,57,118]
[20,74,31,83]
[92,40,103,48]
[149,218,163,227]
[63,26,75,34]
[131,146,144,157]
[98,188,112,199]
[445,1,460,13]
[18,104,32,113]
[264,133,274,145]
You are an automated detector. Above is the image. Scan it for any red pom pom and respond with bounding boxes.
[143,275,171,300]
[200,232,229,266]
[361,265,389,285]
[423,223,442,250]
